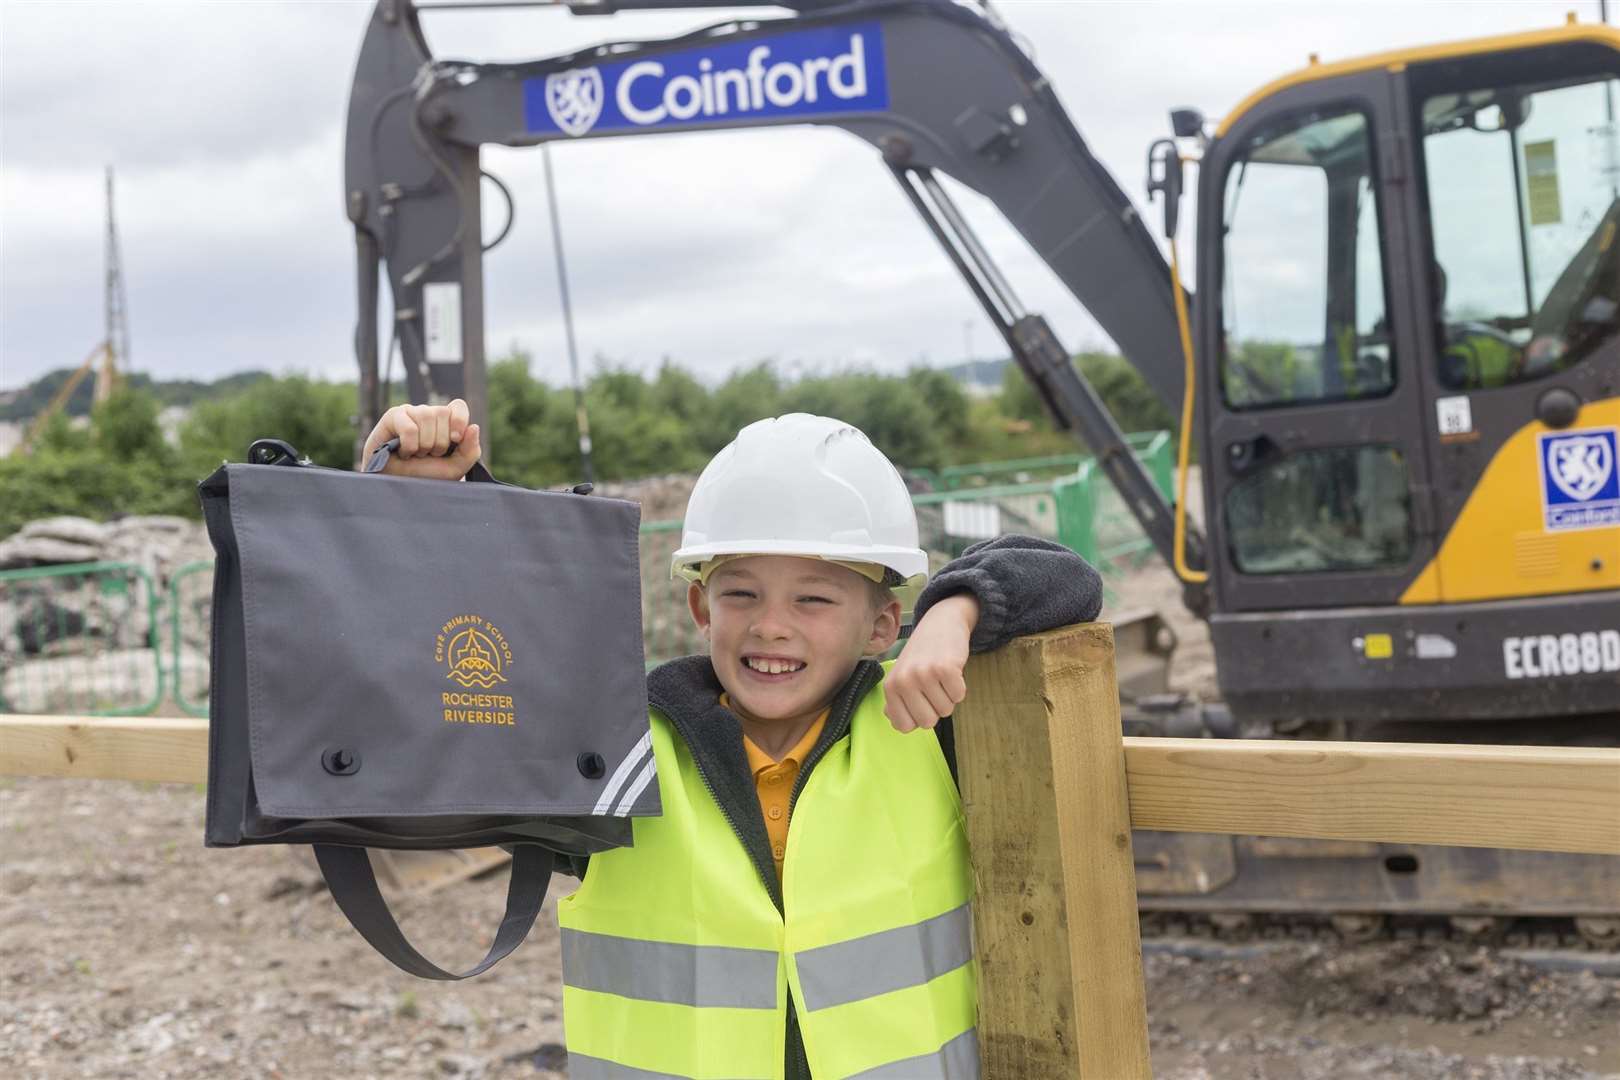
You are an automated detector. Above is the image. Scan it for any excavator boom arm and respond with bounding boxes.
[345,0,1207,598]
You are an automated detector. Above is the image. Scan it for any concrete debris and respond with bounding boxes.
[0,515,215,708]
[592,473,698,525]
[15,516,114,546]
[0,513,213,575]
[0,535,104,568]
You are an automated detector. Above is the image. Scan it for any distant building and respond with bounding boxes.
[158,405,189,447]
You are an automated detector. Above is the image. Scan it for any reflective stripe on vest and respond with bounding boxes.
[562,927,780,1009]
[846,1028,980,1080]
[568,1035,982,1080]
[558,663,977,1080]
[794,903,973,1012]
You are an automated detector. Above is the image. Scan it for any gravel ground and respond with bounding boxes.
[1146,943,1618,1079]
[3,775,1615,1079]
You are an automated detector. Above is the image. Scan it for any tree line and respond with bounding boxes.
[0,350,1171,538]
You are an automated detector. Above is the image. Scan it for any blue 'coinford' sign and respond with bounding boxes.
[1538,426,1619,532]
[524,23,888,137]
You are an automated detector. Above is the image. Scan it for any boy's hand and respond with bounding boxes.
[884,594,979,733]
[360,399,482,480]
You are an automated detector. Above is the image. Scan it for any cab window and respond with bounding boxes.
[1422,72,1620,389]
[1225,446,1415,574]
[1221,109,1395,409]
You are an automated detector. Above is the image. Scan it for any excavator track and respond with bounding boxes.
[1121,689,1620,969]
[1139,911,1620,955]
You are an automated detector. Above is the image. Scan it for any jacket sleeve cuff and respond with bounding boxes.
[913,566,1012,655]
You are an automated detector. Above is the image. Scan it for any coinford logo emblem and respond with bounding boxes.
[1539,427,1619,532]
[1548,433,1613,502]
[435,614,512,689]
[546,67,605,136]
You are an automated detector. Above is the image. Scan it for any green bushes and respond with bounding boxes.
[180,376,356,470]
[0,377,354,538]
[0,388,196,537]
[1,350,1174,534]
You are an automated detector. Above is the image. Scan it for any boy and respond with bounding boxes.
[364,402,1101,1079]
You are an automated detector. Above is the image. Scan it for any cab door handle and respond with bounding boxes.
[1224,433,1284,477]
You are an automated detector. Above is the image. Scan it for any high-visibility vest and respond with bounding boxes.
[1448,330,1519,389]
[557,677,977,1079]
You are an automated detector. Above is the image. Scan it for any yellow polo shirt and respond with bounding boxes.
[721,694,828,878]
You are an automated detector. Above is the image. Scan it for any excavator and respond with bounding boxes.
[341,0,1620,948]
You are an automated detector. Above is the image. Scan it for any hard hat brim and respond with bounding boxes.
[671,539,929,585]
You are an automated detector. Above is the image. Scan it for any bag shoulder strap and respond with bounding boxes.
[313,843,552,981]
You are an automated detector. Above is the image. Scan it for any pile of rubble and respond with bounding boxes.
[0,515,215,713]
[0,515,214,578]
[592,473,697,525]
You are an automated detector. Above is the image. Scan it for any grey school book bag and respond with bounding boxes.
[197,437,657,979]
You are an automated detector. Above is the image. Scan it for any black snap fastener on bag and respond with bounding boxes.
[323,747,362,776]
[577,752,606,779]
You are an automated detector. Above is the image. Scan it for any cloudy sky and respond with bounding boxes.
[0,0,1598,393]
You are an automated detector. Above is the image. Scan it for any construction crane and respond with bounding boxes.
[342,0,1619,947]
[13,166,131,457]
[14,343,115,455]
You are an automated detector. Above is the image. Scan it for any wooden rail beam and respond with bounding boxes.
[4,712,1618,856]
[954,623,1151,1080]
[1124,736,1620,856]
[0,715,207,784]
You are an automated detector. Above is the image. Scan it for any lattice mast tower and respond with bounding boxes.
[96,165,130,403]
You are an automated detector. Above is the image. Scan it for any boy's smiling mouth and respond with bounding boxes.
[742,654,806,678]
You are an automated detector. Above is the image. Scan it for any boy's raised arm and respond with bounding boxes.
[914,535,1103,655]
[886,536,1101,734]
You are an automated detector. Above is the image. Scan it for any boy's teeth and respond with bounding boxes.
[747,657,801,674]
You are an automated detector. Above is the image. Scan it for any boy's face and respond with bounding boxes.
[688,555,901,725]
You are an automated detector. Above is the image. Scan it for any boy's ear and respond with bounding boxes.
[686,582,711,637]
[862,597,902,657]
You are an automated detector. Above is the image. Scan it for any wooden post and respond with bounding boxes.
[954,623,1151,1079]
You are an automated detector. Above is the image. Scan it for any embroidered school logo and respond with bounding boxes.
[1538,427,1619,532]
[545,67,605,136]
[435,614,512,689]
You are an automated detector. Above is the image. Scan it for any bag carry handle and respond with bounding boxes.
[313,842,552,980]
[364,436,502,485]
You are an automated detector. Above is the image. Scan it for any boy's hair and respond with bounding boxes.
[699,569,900,612]
[698,556,898,615]
[864,579,898,614]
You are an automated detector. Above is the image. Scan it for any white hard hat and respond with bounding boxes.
[671,414,929,609]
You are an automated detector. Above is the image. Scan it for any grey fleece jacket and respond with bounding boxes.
[558,535,1102,1080]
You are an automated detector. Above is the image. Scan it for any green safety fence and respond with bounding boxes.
[913,480,1064,556]
[0,432,1177,707]
[1053,430,1175,576]
[170,561,215,718]
[918,431,1171,492]
[0,561,165,716]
